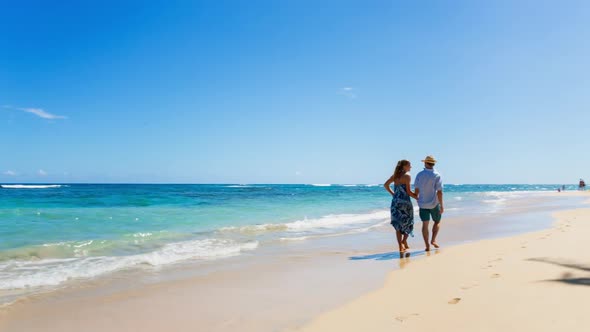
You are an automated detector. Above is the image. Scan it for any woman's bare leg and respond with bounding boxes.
[396,230,405,252]
[402,233,410,250]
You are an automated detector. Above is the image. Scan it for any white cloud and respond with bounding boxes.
[21,108,67,119]
[339,87,357,99]
[38,169,48,176]
[3,170,17,176]
[2,105,67,120]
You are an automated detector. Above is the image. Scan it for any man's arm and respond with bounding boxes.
[436,175,444,213]
[437,190,444,214]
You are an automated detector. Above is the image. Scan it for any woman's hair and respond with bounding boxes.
[393,160,410,180]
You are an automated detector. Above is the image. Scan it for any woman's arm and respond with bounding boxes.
[384,175,395,196]
[403,174,418,199]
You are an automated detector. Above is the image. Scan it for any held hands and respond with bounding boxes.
[440,205,444,214]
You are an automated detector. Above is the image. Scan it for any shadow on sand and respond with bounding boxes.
[528,257,590,287]
[349,250,429,261]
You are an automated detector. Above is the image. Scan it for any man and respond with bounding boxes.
[414,155,444,251]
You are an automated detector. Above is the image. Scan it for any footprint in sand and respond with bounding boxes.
[395,313,420,323]
[448,298,461,304]
[491,273,501,278]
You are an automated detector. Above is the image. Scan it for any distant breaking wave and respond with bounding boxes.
[1,184,64,189]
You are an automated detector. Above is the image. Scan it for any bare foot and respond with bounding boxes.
[399,247,406,253]
[425,246,430,252]
[431,241,440,249]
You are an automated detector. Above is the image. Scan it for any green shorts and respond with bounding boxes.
[419,204,442,222]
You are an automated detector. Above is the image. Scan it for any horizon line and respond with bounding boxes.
[0,182,577,186]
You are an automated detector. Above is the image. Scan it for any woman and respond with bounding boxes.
[384,160,418,253]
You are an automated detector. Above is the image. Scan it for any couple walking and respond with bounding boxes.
[384,156,444,253]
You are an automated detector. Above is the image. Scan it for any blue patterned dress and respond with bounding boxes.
[390,184,414,236]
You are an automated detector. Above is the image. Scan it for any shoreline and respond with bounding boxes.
[0,192,587,331]
[298,193,590,331]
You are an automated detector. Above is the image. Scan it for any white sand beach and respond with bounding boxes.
[299,193,590,331]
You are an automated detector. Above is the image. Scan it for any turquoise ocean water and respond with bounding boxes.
[0,183,574,297]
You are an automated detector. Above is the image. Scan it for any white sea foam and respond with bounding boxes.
[279,235,310,241]
[220,211,388,235]
[41,242,68,247]
[220,223,289,233]
[284,211,387,231]
[132,232,153,238]
[0,239,258,290]
[310,184,332,187]
[475,191,550,210]
[1,184,63,189]
[479,191,532,201]
[279,221,387,242]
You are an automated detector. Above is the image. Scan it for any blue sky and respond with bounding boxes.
[1,1,589,184]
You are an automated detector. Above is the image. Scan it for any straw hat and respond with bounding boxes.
[421,155,437,164]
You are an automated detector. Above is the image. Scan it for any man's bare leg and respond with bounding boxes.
[431,221,441,248]
[422,221,430,251]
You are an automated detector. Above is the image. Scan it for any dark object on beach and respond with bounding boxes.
[580,179,586,190]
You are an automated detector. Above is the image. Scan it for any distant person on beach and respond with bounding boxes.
[384,160,418,253]
[414,155,444,251]
[580,179,586,190]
